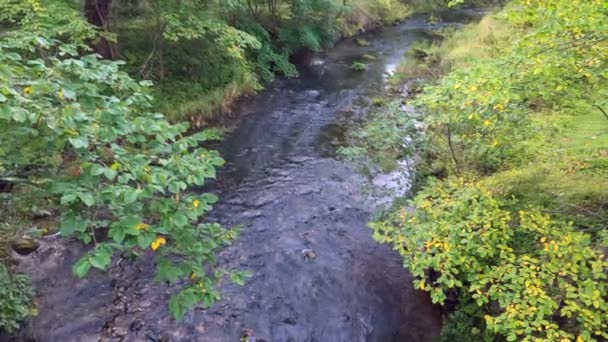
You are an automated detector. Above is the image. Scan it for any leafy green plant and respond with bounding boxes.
[339,101,425,173]
[372,178,608,341]
[350,61,368,72]
[0,20,245,321]
[0,264,34,333]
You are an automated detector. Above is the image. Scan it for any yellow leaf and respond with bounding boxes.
[151,236,167,251]
[136,223,149,230]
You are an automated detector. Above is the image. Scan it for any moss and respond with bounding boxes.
[371,97,385,106]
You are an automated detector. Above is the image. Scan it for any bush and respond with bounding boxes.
[0,264,34,333]
[0,6,246,321]
[372,178,608,341]
[359,1,608,340]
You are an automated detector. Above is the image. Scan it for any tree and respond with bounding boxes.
[84,0,118,59]
[0,0,247,321]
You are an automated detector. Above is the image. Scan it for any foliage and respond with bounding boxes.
[0,264,34,333]
[275,0,343,52]
[0,0,97,47]
[372,178,608,341]
[105,0,468,121]
[0,15,244,324]
[350,61,368,72]
[415,0,607,175]
[362,0,412,24]
[343,0,608,341]
[340,102,424,174]
[440,310,487,342]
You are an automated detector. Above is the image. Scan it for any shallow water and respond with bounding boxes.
[10,11,481,342]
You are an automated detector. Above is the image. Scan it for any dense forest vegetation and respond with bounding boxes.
[0,0,606,340]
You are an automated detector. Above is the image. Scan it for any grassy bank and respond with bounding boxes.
[346,0,607,340]
[114,0,496,125]
[113,0,420,125]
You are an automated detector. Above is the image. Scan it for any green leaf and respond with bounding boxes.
[62,88,76,100]
[90,164,105,176]
[79,193,95,207]
[103,167,117,181]
[123,189,138,204]
[73,257,91,278]
[89,244,113,270]
[201,193,219,204]
[60,193,78,205]
[0,105,10,119]
[137,233,153,249]
[60,215,87,235]
[109,226,126,243]
[155,258,185,283]
[12,108,27,122]
[69,136,89,149]
[169,295,187,320]
[89,254,110,270]
[171,213,189,227]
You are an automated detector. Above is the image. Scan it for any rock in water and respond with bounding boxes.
[11,238,40,255]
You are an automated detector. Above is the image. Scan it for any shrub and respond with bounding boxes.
[0,24,245,321]
[372,178,608,341]
[0,264,34,333]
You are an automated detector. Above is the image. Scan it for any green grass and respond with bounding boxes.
[155,74,261,126]
[489,105,608,235]
[563,108,608,153]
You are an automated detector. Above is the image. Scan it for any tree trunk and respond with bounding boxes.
[84,0,118,59]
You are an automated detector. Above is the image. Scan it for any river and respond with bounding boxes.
[10,10,482,342]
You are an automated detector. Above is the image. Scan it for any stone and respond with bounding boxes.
[301,249,317,262]
[10,238,40,256]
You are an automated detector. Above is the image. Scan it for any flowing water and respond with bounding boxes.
[8,11,482,342]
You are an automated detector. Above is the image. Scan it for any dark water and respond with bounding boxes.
[220,16,441,182]
[8,11,481,342]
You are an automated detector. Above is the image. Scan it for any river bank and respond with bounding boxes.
[354,1,608,341]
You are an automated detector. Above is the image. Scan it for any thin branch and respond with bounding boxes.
[594,105,608,121]
[446,124,461,175]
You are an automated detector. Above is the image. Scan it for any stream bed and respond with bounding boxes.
[9,11,482,342]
